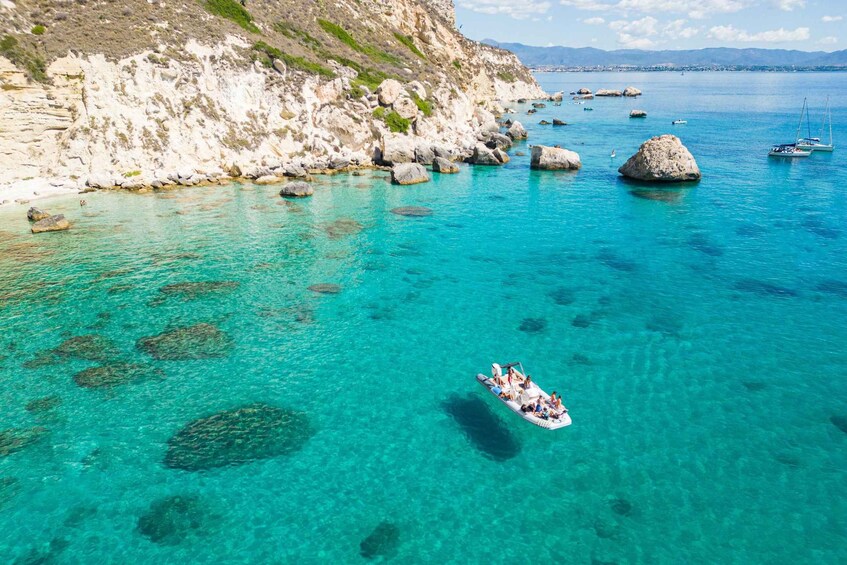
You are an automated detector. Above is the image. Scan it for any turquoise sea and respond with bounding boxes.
[1,71,846,563]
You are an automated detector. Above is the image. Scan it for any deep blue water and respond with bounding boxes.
[0,71,846,563]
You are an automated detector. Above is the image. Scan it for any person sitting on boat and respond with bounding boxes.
[533,398,544,416]
[521,375,534,391]
[492,363,504,386]
[548,391,558,407]
[554,396,568,415]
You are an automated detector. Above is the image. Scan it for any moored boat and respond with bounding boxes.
[796,96,834,152]
[769,143,811,158]
[672,119,687,125]
[476,362,571,430]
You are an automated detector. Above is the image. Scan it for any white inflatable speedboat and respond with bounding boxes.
[476,362,572,430]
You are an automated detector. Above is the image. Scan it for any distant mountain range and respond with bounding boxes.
[483,40,847,69]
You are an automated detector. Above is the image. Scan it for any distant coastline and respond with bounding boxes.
[531,66,847,72]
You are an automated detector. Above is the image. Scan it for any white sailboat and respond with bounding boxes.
[796,96,834,152]
[769,98,812,158]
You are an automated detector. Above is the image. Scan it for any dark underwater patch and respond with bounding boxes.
[164,403,314,471]
[519,317,547,333]
[157,281,240,302]
[73,363,165,389]
[831,415,847,435]
[137,323,233,361]
[597,249,637,273]
[325,218,364,239]
[816,280,847,297]
[360,521,401,560]
[137,494,217,545]
[442,393,521,462]
[687,233,724,257]
[391,206,433,217]
[572,314,592,328]
[609,498,633,516]
[47,334,120,362]
[24,395,62,413]
[549,287,576,306]
[733,279,798,298]
[0,427,47,457]
[308,283,342,294]
[742,381,766,392]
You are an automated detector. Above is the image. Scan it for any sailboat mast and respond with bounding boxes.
[795,98,806,143]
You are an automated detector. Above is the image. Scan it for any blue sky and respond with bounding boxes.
[455,0,846,51]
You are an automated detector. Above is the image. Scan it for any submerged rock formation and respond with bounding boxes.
[278,182,314,198]
[618,135,701,183]
[530,146,581,170]
[31,215,70,233]
[137,495,217,545]
[137,323,233,360]
[26,207,49,222]
[73,363,165,389]
[163,403,313,471]
[360,521,401,560]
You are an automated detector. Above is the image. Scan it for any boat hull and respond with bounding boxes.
[476,374,572,430]
[796,144,834,153]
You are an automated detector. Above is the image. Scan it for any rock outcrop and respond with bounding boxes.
[31,215,70,233]
[279,182,314,197]
[630,110,647,118]
[470,144,508,166]
[391,163,430,185]
[623,86,642,97]
[530,146,581,170]
[0,0,545,202]
[432,157,459,173]
[596,89,623,97]
[618,135,701,182]
[27,207,49,222]
[507,121,527,140]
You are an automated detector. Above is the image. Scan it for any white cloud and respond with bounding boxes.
[708,25,810,42]
[609,15,659,36]
[458,0,551,19]
[818,36,838,45]
[663,19,700,39]
[821,15,843,23]
[560,0,750,19]
[583,16,606,24]
[774,0,804,11]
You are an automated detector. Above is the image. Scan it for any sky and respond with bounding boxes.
[455,0,846,51]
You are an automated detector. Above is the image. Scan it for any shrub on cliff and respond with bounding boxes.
[204,0,259,33]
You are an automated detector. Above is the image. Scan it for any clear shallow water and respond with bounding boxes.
[1,71,846,563]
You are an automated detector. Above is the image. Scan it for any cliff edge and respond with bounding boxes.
[0,0,544,198]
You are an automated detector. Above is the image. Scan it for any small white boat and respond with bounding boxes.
[672,120,687,125]
[610,149,616,158]
[769,143,811,158]
[476,362,572,430]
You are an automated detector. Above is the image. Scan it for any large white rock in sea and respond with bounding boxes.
[618,135,701,182]
[391,163,430,185]
[530,145,581,170]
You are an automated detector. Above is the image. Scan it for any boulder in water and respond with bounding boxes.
[552,119,567,126]
[391,163,430,185]
[432,157,459,174]
[530,146,581,170]
[163,403,313,471]
[596,89,622,97]
[279,181,314,197]
[25,395,62,413]
[507,121,527,140]
[27,207,50,222]
[629,109,647,118]
[31,215,70,234]
[618,135,701,182]
[623,86,642,97]
[137,323,233,360]
[471,144,503,166]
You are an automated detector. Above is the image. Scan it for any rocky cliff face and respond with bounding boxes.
[0,0,543,198]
